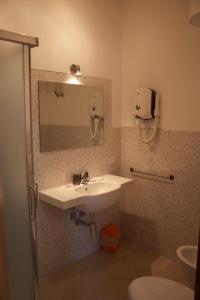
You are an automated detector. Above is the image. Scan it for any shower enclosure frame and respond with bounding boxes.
[195,228,200,300]
[0,29,39,300]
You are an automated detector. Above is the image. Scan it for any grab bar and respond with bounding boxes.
[129,167,175,181]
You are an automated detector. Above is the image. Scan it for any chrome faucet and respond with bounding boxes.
[80,171,90,184]
[72,171,90,185]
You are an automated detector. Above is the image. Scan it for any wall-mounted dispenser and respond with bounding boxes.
[89,91,104,139]
[135,87,160,143]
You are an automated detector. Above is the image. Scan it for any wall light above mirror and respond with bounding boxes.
[69,64,81,75]
[38,81,104,152]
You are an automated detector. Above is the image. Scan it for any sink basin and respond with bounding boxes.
[176,245,198,289]
[39,174,132,213]
[75,181,119,196]
[75,182,121,213]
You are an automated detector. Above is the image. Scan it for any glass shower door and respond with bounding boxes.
[0,40,38,300]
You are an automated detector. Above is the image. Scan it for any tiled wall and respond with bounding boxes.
[120,128,200,258]
[32,69,200,278]
[31,69,121,277]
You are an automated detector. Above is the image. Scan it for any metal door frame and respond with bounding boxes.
[0,29,39,300]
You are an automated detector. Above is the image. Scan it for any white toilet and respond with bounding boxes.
[128,276,194,300]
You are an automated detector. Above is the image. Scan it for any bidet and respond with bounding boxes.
[176,245,198,289]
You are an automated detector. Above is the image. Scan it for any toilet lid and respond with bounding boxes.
[128,277,194,300]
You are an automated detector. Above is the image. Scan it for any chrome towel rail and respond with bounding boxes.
[130,167,175,181]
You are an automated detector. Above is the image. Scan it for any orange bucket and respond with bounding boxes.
[100,224,121,253]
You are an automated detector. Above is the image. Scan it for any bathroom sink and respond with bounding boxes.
[75,181,121,213]
[75,181,119,196]
[39,174,132,212]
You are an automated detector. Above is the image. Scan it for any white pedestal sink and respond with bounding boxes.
[39,174,132,212]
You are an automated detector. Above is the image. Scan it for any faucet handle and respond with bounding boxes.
[85,171,89,178]
[81,171,89,179]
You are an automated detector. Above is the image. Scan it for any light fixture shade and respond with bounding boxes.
[189,0,200,26]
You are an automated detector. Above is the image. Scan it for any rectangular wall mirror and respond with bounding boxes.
[38,81,104,152]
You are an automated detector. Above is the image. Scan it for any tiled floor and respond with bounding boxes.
[39,240,187,300]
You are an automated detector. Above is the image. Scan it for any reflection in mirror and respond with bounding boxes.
[38,81,104,152]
